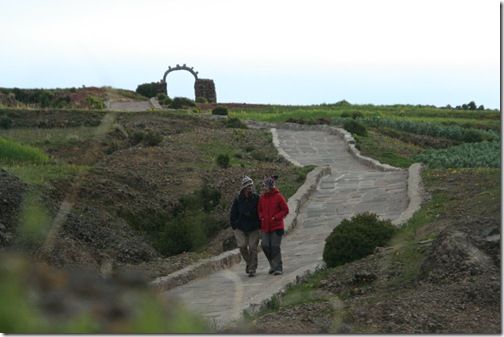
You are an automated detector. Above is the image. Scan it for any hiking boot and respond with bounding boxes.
[248,271,256,277]
[273,270,283,276]
[245,265,249,274]
[268,268,274,274]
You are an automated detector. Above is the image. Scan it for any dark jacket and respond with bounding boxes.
[258,188,289,233]
[230,191,261,232]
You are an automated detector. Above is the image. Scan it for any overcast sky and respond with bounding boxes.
[0,0,500,108]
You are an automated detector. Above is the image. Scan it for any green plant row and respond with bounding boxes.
[229,102,499,122]
[413,141,500,168]
[353,116,500,142]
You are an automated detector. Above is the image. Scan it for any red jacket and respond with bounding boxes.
[258,188,289,233]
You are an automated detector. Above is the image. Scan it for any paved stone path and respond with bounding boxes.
[161,127,410,331]
[105,98,161,111]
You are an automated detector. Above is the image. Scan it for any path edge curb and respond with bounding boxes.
[149,165,330,292]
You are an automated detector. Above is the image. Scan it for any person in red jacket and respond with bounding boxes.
[258,175,289,275]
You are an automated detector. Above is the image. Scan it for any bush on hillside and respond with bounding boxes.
[323,212,397,268]
[212,106,229,116]
[216,153,230,168]
[169,97,196,109]
[174,184,222,215]
[157,210,220,256]
[156,93,168,101]
[85,96,105,110]
[136,83,157,98]
[39,90,54,108]
[161,96,173,106]
[223,117,247,129]
[352,111,364,119]
[125,183,222,256]
[461,129,485,143]
[128,129,163,146]
[343,119,367,136]
[0,117,12,129]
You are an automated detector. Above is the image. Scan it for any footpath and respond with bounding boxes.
[104,98,161,111]
[152,121,423,331]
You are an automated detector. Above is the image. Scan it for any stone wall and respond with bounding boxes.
[152,81,167,97]
[194,79,217,103]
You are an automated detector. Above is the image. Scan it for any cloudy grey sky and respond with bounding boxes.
[0,0,500,108]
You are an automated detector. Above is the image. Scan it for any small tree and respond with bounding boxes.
[467,101,477,110]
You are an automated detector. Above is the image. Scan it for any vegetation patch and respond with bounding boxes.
[323,212,397,268]
[0,138,50,165]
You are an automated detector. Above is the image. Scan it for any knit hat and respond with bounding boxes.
[262,175,278,188]
[241,175,254,191]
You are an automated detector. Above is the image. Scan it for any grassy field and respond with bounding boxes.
[227,102,500,169]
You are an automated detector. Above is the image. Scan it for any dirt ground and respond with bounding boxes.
[0,103,500,333]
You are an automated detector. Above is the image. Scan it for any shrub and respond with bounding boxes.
[223,117,247,129]
[38,90,54,108]
[169,97,196,109]
[216,153,230,168]
[125,183,222,256]
[157,210,220,255]
[0,117,12,129]
[128,130,162,146]
[212,106,229,116]
[175,183,221,214]
[196,96,208,103]
[244,145,255,152]
[352,111,364,119]
[461,129,485,143]
[85,96,105,110]
[144,130,163,146]
[323,212,397,268]
[129,131,145,145]
[162,97,173,106]
[156,93,167,101]
[51,95,71,108]
[136,83,157,98]
[343,119,367,136]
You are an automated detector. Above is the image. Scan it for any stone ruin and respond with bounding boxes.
[149,64,217,103]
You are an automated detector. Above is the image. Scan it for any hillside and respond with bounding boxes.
[0,87,500,333]
[245,167,500,333]
[0,109,311,280]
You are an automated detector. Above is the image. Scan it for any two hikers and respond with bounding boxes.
[230,175,289,277]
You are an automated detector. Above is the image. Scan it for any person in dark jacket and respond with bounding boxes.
[230,175,261,277]
[258,175,289,276]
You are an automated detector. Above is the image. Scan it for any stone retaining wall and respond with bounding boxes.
[149,165,330,292]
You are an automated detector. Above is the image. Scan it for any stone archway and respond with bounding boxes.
[162,64,199,83]
[161,64,216,103]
